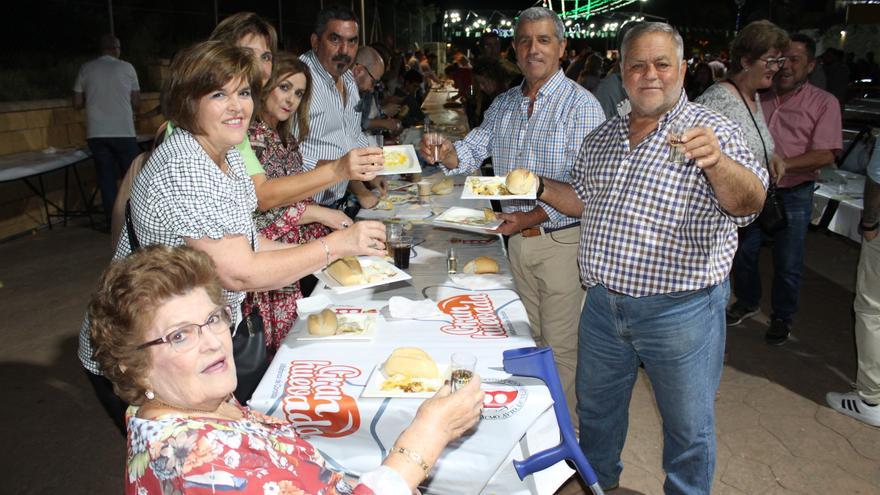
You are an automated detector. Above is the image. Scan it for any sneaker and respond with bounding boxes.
[826,391,880,427]
[726,302,759,326]
[765,319,791,345]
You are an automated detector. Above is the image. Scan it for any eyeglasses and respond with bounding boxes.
[760,57,787,69]
[357,63,379,86]
[137,305,233,353]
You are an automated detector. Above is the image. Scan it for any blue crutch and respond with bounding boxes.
[502,346,604,495]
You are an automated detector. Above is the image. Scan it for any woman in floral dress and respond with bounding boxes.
[243,54,354,352]
[88,245,484,494]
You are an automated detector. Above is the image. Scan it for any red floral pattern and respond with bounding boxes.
[244,120,329,352]
[125,403,376,495]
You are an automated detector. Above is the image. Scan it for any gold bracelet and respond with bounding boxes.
[392,446,431,478]
[318,238,331,267]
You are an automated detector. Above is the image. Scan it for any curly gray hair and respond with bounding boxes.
[515,7,565,41]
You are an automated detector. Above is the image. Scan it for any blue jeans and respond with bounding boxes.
[87,137,141,218]
[732,183,814,323]
[576,281,728,494]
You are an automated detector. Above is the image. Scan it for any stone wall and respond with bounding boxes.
[0,93,164,240]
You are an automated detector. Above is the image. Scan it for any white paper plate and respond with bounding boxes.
[378,145,422,176]
[461,175,537,200]
[361,363,449,399]
[295,312,380,341]
[314,256,412,294]
[433,206,503,233]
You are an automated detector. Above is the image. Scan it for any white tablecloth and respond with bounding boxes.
[250,175,573,494]
[0,148,90,183]
[812,168,865,243]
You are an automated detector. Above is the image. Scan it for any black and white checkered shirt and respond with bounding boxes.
[78,128,258,374]
[572,92,768,297]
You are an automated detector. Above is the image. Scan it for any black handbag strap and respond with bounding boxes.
[726,79,772,186]
[125,200,141,251]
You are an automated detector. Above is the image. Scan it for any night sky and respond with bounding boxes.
[0,0,843,100]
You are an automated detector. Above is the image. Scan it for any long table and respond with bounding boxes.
[812,168,865,242]
[0,148,94,229]
[249,174,573,494]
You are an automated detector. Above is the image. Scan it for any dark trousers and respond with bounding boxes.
[732,183,815,323]
[85,369,127,436]
[87,137,141,218]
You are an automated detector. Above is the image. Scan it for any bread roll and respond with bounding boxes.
[327,256,365,286]
[307,309,338,336]
[384,347,439,378]
[463,256,500,274]
[431,177,454,195]
[505,169,536,195]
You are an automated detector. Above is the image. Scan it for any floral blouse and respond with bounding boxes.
[245,120,329,351]
[125,403,378,495]
[248,119,328,242]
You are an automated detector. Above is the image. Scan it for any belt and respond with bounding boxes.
[776,181,815,194]
[519,223,579,238]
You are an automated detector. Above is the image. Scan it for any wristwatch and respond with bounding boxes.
[858,220,879,234]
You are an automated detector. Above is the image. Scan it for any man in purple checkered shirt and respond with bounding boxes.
[540,23,768,494]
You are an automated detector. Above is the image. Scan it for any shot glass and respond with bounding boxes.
[425,132,444,164]
[450,352,477,392]
[417,181,433,197]
[667,121,688,164]
[390,235,413,269]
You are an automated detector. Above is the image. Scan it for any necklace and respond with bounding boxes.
[148,394,234,417]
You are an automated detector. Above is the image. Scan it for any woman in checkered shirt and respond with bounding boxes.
[78,41,388,433]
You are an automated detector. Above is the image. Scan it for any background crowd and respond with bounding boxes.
[66,3,880,495]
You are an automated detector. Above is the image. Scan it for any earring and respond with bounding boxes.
[145,390,155,400]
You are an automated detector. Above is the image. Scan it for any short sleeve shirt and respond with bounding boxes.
[760,82,842,188]
[73,55,139,138]
[77,128,258,374]
[573,92,768,297]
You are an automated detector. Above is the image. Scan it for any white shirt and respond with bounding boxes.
[73,55,139,138]
[298,51,369,206]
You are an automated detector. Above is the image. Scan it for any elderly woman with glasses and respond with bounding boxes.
[696,20,790,184]
[90,245,484,495]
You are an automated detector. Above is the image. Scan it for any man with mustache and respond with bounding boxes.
[538,23,766,493]
[418,6,604,425]
[299,7,386,209]
[729,33,841,345]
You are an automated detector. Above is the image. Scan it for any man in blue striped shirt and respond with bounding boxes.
[299,7,385,208]
[419,6,604,424]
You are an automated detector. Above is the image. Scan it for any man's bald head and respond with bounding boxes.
[353,46,385,92]
[356,46,385,76]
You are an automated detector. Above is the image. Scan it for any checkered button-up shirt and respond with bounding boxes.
[78,128,258,374]
[573,92,767,297]
[451,69,604,229]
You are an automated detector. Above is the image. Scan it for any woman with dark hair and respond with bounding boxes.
[243,53,351,351]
